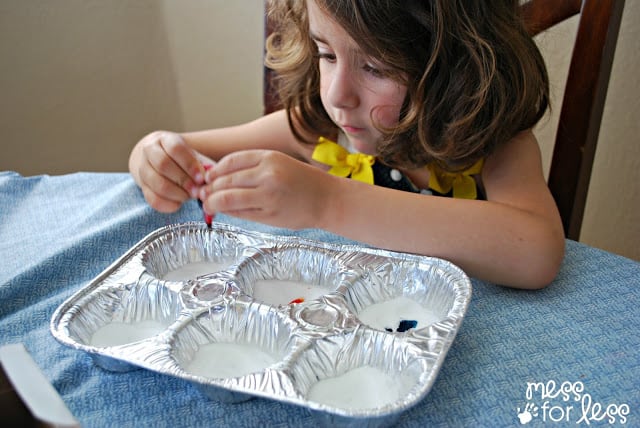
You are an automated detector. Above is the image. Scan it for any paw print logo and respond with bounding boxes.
[517,402,538,425]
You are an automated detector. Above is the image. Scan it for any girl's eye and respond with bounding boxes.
[363,63,384,77]
[317,52,337,62]
[362,63,387,78]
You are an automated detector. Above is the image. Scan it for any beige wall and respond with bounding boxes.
[0,0,263,174]
[1,1,638,261]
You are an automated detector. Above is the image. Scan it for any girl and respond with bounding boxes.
[129,0,565,289]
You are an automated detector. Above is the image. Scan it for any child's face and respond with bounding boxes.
[307,0,407,155]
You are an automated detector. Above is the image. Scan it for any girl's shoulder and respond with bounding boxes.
[481,129,550,201]
[483,130,541,177]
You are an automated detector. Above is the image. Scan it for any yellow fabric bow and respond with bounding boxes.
[427,159,484,199]
[312,137,375,184]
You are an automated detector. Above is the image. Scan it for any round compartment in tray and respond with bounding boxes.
[63,278,183,370]
[290,328,432,425]
[141,226,248,281]
[170,299,301,402]
[344,258,458,334]
[233,244,347,306]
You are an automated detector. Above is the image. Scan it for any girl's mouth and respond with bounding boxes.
[341,125,364,134]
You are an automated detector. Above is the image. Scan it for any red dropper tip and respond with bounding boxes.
[203,212,213,228]
[201,164,214,227]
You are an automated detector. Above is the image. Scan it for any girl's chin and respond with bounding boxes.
[346,136,378,155]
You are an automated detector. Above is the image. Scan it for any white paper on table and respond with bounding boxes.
[0,343,79,427]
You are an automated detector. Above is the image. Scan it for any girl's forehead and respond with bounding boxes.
[306,0,340,37]
[307,0,359,52]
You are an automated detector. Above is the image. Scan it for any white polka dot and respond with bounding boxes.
[390,169,402,181]
[420,189,433,195]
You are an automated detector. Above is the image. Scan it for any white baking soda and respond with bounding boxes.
[307,366,403,410]
[90,320,167,347]
[357,295,442,332]
[162,261,228,281]
[187,343,277,379]
[252,279,330,305]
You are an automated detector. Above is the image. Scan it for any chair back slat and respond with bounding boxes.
[524,0,625,239]
[521,0,582,36]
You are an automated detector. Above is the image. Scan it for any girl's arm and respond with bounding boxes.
[202,129,565,289]
[318,130,565,289]
[180,109,313,162]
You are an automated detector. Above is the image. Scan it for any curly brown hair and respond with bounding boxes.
[265,0,549,171]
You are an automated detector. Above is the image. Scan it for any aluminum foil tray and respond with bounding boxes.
[51,222,471,427]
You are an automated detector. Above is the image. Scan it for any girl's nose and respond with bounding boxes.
[325,65,359,110]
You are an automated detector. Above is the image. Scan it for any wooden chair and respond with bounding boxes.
[521,0,625,240]
[263,0,625,240]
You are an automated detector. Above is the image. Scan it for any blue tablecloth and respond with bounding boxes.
[1,171,638,427]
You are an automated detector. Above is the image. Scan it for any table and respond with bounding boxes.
[1,171,638,427]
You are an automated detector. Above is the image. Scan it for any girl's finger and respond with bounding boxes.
[194,152,217,170]
[141,186,183,213]
[203,187,262,215]
[145,144,193,191]
[210,167,262,193]
[204,150,265,182]
[159,133,208,184]
[138,161,190,204]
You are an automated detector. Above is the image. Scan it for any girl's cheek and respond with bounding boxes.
[374,104,403,128]
[374,85,407,128]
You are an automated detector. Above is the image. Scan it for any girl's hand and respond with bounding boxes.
[129,131,213,213]
[199,150,333,229]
